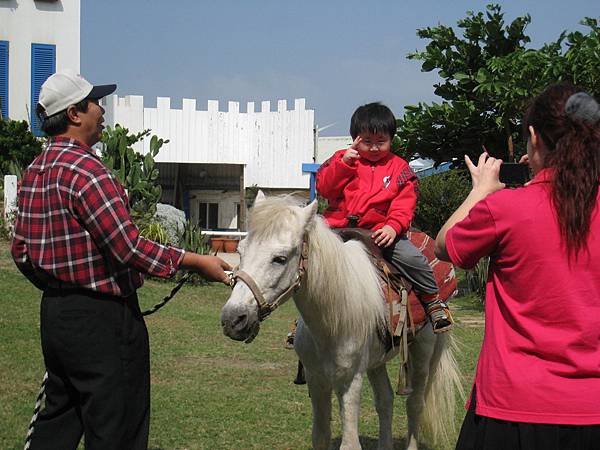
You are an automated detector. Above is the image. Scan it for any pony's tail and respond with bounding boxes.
[420,332,465,449]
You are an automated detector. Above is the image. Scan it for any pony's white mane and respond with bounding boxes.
[250,196,386,342]
[306,216,386,341]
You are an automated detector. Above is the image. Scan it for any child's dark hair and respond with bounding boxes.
[522,83,600,257]
[350,102,396,140]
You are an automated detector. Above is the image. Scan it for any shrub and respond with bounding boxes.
[466,256,490,304]
[176,220,212,285]
[0,209,12,240]
[0,119,43,176]
[414,168,489,303]
[139,222,169,245]
[413,169,471,237]
[177,220,210,255]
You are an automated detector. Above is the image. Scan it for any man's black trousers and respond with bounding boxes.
[29,288,150,450]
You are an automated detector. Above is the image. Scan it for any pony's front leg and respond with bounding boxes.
[367,365,394,450]
[308,375,333,450]
[335,373,364,450]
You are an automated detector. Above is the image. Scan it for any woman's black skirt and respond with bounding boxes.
[455,390,600,450]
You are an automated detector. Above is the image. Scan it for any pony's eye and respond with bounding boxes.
[272,255,287,265]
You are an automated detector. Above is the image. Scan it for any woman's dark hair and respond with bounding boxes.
[523,83,600,257]
[36,98,90,136]
[350,102,397,140]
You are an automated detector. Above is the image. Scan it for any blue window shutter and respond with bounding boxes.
[31,43,56,136]
[0,41,8,119]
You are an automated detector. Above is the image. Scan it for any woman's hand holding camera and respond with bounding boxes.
[465,152,505,195]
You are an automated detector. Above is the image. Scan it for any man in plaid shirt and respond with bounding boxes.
[12,70,231,450]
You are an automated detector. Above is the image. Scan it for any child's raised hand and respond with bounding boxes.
[372,225,397,248]
[342,136,362,165]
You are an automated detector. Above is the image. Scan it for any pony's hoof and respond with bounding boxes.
[293,360,306,384]
[398,386,413,396]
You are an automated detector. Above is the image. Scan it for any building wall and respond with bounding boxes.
[188,190,241,230]
[101,95,315,190]
[316,135,352,163]
[0,0,80,121]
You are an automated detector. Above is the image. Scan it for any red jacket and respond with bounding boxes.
[316,150,418,235]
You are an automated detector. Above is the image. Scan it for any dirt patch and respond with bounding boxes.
[458,317,485,327]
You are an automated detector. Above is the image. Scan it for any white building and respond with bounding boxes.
[316,135,352,163]
[102,95,315,230]
[0,0,80,133]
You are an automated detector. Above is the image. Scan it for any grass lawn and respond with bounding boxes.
[0,239,484,450]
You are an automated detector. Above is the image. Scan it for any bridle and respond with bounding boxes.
[229,236,309,323]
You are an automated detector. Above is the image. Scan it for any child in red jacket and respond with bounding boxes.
[317,102,452,333]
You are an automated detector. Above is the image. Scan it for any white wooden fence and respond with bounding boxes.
[101,96,315,189]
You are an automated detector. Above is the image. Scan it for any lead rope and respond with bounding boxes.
[141,272,191,316]
[24,272,196,450]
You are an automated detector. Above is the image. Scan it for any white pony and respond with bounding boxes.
[221,193,462,450]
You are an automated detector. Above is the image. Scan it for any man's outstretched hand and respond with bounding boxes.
[181,253,232,285]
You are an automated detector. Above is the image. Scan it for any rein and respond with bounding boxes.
[230,237,308,322]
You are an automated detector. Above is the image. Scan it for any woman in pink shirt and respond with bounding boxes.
[435,83,600,449]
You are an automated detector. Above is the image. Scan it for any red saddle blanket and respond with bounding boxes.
[388,230,457,331]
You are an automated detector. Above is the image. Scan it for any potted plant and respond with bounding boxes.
[210,237,239,253]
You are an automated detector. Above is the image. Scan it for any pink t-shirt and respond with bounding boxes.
[446,169,600,425]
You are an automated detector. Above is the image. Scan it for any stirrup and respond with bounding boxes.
[426,300,454,334]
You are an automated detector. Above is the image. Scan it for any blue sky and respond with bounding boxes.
[82,0,597,136]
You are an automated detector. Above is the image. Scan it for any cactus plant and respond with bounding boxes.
[100,125,168,227]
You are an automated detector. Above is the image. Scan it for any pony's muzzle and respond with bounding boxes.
[220,304,257,341]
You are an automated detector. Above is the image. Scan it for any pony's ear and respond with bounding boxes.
[254,190,266,204]
[301,200,318,226]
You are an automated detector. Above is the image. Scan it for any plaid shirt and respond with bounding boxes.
[11,137,185,297]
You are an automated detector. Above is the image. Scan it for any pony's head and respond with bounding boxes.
[220,192,318,342]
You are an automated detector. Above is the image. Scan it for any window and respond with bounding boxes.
[0,41,8,119]
[31,43,56,136]
[199,202,219,229]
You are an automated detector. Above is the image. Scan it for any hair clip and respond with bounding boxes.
[565,92,600,124]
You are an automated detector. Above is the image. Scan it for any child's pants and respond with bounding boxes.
[382,235,438,295]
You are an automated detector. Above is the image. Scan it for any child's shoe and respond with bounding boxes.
[425,299,454,334]
[284,330,295,349]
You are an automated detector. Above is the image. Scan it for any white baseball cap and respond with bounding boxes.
[37,69,117,117]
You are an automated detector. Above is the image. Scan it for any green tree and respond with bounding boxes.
[0,119,43,176]
[100,125,168,227]
[397,4,600,165]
